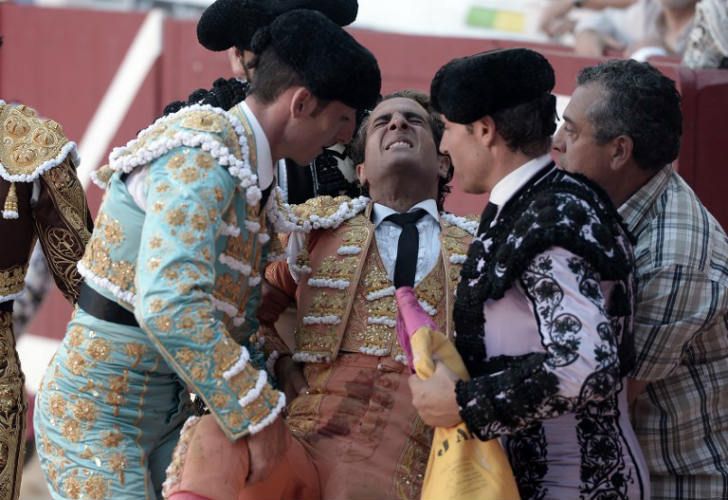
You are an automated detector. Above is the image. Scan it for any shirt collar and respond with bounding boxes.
[619,165,673,233]
[489,154,553,209]
[240,101,274,190]
[372,199,440,229]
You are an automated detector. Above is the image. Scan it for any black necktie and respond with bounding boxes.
[385,209,428,288]
[477,201,499,235]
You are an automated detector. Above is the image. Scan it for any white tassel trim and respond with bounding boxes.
[265,350,280,375]
[337,246,361,255]
[265,188,369,234]
[441,212,479,236]
[307,278,350,289]
[360,346,389,356]
[237,370,268,407]
[248,275,262,287]
[290,263,312,275]
[108,104,259,207]
[211,296,238,318]
[418,300,437,316]
[161,415,201,497]
[1,210,18,220]
[449,254,467,264]
[244,220,261,233]
[366,286,395,301]
[292,352,331,363]
[220,223,241,238]
[218,253,252,275]
[77,262,136,305]
[302,315,341,325]
[0,140,80,183]
[247,391,286,435]
[394,353,408,364]
[89,169,109,190]
[222,346,251,380]
[368,316,397,327]
[258,232,271,245]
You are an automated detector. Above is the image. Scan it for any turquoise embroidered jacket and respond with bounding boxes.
[78,104,287,439]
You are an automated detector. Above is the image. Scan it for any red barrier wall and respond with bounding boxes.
[2,4,727,342]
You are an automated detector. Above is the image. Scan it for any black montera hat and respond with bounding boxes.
[251,9,381,111]
[431,48,555,124]
[197,0,358,52]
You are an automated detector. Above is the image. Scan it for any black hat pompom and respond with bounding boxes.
[197,0,273,51]
[257,9,380,111]
[431,48,556,124]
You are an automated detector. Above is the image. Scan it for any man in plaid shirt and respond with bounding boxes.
[553,59,728,499]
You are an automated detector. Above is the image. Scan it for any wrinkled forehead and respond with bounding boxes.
[368,97,429,123]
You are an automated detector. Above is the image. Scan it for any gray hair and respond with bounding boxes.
[577,59,682,171]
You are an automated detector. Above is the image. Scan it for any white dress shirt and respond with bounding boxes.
[240,101,274,192]
[371,199,441,286]
[488,154,553,219]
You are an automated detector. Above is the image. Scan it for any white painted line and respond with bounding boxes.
[76,9,165,189]
[16,334,61,395]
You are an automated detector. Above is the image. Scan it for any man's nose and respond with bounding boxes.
[552,127,566,153]
[388,114,409,130]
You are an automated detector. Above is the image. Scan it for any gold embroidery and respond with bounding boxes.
[66,352,88,376]
[152,200,165,213]
[0,103,72,177]
[80,212,136,302]
[101,429,124,448]
[109,452,128,485]
[211,393,230,408]
[63,473,82,499]
[68,326,85,347]
[83,474,109,500]
[124,344,146,369]
[176,167,200,184]
[313,256,360,280]
[61,418,82,442]
[73,400,97,423]
[190,213,208,232]
[293,195,353,221]
[155,316,172,333]
[107,371,129,414]
[196,153,214,169]
[309,292,347,316]
[167,154,185,170]
[49,394,67,418]
[166,207,187,226]
[0,264,27,298]
[101,216,124,247]
[181,110,226,133]
[86,339,111,362]
[149,236,163,249]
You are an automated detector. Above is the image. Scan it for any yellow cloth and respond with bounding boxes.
[411,326,520,500]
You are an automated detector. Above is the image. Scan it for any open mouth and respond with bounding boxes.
[385,139,413,151]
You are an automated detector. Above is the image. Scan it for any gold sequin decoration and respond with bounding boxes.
[86,338,111,361]
[72,400,97,423]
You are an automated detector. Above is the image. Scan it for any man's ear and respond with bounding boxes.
[475,116,496,148]
[610,135,634,172]
[437,154,452,179]
[356,163,367,185]
[290,87,315,119]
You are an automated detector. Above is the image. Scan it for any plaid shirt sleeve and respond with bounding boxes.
[631,263,727,382]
